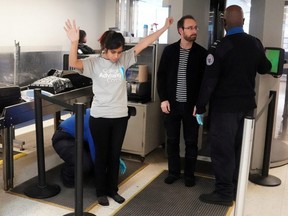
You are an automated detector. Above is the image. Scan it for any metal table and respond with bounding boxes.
[0,86,93,191]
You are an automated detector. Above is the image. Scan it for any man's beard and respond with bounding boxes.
[184,34,197,42]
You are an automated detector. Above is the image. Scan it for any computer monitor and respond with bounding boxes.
[265,47,285,77]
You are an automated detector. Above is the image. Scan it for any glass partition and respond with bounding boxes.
[116,0,169,43]
[0,46,64,87]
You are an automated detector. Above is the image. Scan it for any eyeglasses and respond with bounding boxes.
[183,26,199,31]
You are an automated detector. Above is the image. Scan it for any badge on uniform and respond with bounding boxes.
[206,54,214,66]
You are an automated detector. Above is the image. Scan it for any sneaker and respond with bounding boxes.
[108,193,125,204]
[97,196,109,206]
[184,177,195,187]
[164,175,180,184]
[199,191,233,206]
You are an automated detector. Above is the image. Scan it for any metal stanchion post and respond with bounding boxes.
[3,126,14,190]
[280,74,288,138]
[234,117,255,216]
[24,89,60,198]
[64,103,95,216]
[249,91,281,186]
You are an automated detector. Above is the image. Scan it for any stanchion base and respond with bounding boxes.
[64,213,96,216]
[24,183,61,199]
[249,174,281,186]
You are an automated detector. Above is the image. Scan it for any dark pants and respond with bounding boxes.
[89,116,128,197]
[52,130,94,183]
[209,111,248,198]
[164,102,199,178]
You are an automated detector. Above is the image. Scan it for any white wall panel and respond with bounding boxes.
[0,0,106,50]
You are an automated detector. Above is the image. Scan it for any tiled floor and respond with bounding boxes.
[1,77,288,215]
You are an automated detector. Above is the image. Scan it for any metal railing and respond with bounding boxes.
[235,90,281,216]
[23,88,95,216]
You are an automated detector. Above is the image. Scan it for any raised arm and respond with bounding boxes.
[134,17,174,56]
[64,19,84,70]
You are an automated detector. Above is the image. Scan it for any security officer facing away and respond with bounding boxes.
[194,5,272,206]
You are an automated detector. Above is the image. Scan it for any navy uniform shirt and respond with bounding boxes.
[196,27,272,114]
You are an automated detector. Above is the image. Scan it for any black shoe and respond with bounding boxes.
[199,191,233,206]
[164,175,180,184]
[109,193,125,204]
[98,196,109,206]
[184,177,195,187]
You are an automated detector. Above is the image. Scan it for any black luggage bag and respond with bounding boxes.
[0,83,22,114]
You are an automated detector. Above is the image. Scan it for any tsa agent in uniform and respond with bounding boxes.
[194,5,272,206]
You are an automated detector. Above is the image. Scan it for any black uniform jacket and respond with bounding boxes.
[157,40,207,108]
[196,33,272,114]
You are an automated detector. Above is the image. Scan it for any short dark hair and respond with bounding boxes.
[98,30,125,51]
[177,15,196,34]
[79,30,87,43]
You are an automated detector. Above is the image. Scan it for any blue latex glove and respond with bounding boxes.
[196,114,204,125]
[119,158,126,175]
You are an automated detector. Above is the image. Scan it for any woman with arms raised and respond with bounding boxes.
[64,17,173,206]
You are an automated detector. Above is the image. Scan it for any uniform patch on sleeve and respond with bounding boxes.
[206,54,214,66]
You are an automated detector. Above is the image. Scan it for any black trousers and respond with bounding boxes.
[52,130,94,182]
[89,116,128,197]
[164,102,199,178]
[208,111,249,198]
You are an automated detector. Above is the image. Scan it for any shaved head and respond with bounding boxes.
[223,5,244,30]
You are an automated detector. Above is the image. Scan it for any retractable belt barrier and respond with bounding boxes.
[23,88,95,216]
[1,85,94,191]
[235,90,281,216]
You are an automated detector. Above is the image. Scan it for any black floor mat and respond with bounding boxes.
[114,170,232,216]
[10,159,147,211]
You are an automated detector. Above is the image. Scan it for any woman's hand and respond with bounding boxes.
[64,19,79,43]
[64,19,83,70]
[134,16,174,56]
[164,17,174,29]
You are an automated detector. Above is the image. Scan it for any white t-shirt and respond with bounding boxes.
[82,48,136,118]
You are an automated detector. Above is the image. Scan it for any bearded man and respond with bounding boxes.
[157,15,207,187]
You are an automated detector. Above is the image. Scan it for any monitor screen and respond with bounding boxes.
[265,49,280,74]
[265,47,285,76]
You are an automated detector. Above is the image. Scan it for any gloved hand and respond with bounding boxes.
[196,114,204,125]
[119,158,126,175]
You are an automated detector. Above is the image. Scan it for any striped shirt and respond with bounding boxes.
[176,47,190,102]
